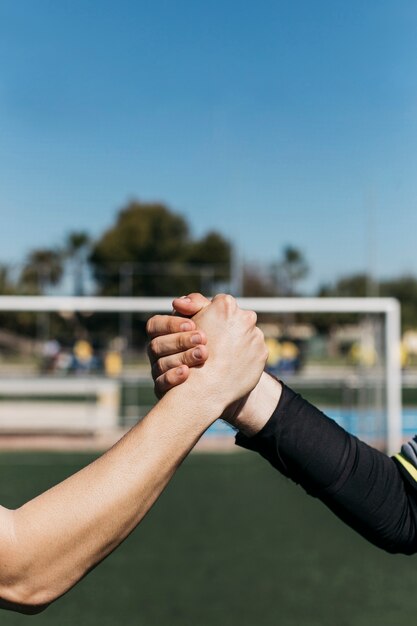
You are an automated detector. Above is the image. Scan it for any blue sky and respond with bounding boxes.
[1,0,417,292]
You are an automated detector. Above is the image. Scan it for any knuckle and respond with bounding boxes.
[155,370,176,398]
[145,317,155,336]
[255,326,264,340]
[182,349,194,366]
[166,316,176,332]
[170,316,185,332]
[154,359,165,377]
[163,369,174,385]
[214,293,236,312]
[259,338,268,355]
[175,333,186,350]
[223,294,235,307]
[246,310,257,325]
[154,379,163,399]
[149,338,160,357]
[187,347,201,364]
[165,316,177,333]
[165,368,180,388]
[151,361,159,380]
[171,316,187,330]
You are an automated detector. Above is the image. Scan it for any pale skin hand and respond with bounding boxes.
[164,294,269,411]
[147,315,208,399]
[147,293,283,437]
[0,296,263,615]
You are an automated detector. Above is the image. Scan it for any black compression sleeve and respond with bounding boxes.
[236,384,417,554]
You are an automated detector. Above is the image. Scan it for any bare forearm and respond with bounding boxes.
[229,373,282,436]
[0,295,264,614]
[4,386,217,610]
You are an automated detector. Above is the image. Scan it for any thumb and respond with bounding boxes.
[172,293,211,316]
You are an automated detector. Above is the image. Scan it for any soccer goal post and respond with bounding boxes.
[0,295,402,455]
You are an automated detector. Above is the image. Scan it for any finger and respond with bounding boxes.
[172,293,211,316]
[152,344,209,378]
[147,330,207,363]
[154,365,190,399]
[146,314,196,339]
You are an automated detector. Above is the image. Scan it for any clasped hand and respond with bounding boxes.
[147,293,268,416]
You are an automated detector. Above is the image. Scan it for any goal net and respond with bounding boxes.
[0,296,402,454]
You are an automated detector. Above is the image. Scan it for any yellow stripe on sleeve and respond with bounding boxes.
[395,453,417,484]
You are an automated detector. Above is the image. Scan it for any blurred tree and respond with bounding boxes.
[0,265,34,336]
[314,273,370,331]
[0,265,16,295]
[187,231,231,295]
[318,273,368,298]
[242,264,277,297]
[20,248,63,294]
[65,231,91,296]
[380,276,417,330]
[317,273,417,331]
[271,246,309,296]
[89,201,231,297]
[90,201,189,296]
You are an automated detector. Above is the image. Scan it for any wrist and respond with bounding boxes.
[162,374,224,428]
[225,372,282,437]
[185,366,247,422]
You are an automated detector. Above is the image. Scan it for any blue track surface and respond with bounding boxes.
[204,407,417,441]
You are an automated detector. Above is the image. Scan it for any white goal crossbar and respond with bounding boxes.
[0,295,402,454]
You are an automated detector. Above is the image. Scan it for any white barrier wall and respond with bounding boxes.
[0,379,120,434]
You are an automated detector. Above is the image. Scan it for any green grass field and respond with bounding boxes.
[0,451,416,626]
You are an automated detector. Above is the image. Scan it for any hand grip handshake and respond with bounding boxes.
[147,293,268,414]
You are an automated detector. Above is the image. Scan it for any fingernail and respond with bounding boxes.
[176,366,185,376]
[180,322,192,331]
[193,348,202,359]
[191,333,201,345]
[179,296,191,302]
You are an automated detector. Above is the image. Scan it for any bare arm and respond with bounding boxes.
[0,295,266,614]
[2,390,214,613]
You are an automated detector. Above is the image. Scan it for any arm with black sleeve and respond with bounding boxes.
[145,294,417,556]
[236,377,417,555]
